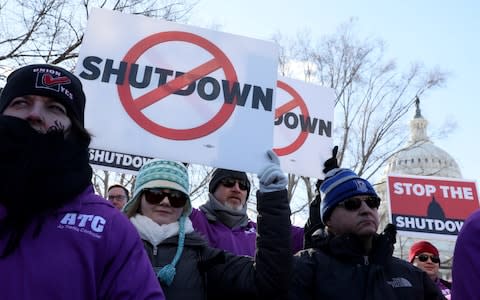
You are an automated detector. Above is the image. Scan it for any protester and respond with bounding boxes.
[0,64,164,299]
[123,151,292,300]
[289,166,445,299]
[190,166,303,256]
[409,240,451,299]
[107,184,130,210]
[451,209,480,299]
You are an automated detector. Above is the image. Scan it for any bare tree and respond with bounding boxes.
[0,0,198,197]
[274,19,448,218]
[0,0,197,68]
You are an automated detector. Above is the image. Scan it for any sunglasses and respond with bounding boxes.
[416,254,440,264]
[337,196,381,211]
[143,188,188,208]
[220,178,249,191]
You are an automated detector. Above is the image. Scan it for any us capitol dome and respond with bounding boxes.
[383,97,461,178]
[377,97,461,280]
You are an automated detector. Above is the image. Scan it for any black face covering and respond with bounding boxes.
[0,116,92,257]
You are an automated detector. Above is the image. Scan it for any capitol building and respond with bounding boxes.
[376,97,462,280]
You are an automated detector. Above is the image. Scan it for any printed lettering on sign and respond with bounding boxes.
[387,174,479,239]
[274,77,335,178]
[76,8,278,174]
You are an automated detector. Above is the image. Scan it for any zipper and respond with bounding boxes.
[363,256,369,265]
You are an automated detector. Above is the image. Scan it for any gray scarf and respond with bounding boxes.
[199,193,249,229]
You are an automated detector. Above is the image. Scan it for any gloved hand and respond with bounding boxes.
[322,145,339,174]
[258,150,287,193]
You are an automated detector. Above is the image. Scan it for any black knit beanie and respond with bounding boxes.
[209,168,251,197]
[0,64,86,126]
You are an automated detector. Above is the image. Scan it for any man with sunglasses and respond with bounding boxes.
[409,240,451,298]
[289,168,444,299]
[190,166,304,256]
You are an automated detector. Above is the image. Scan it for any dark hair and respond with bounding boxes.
[108,184,130,199]
[67,117,91,146]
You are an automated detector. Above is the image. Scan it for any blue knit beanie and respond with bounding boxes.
[123,159,191,216]
[320,168,378,223]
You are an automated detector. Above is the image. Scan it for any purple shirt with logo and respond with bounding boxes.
[190,208,304,256]
[0,185,164,300]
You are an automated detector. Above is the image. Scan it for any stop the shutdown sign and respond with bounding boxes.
[387,174,479,239]
[76,8,279,174]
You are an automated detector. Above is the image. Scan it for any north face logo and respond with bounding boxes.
[386,277,413,288]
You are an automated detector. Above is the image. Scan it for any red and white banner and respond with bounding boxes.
[387,174,479,239]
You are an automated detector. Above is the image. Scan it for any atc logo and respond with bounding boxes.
[58,212,106,239]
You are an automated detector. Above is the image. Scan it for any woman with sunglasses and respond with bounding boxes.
[289,168,445,300]
[123,153,291,300]
[409,241,451,299]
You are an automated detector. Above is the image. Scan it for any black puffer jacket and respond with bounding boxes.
[289,225,445,300]
[143,189,292,300]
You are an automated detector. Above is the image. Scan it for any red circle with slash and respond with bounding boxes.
[118,31,238,140]
[273,80,310,156]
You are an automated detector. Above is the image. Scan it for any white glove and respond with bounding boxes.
[259,150,287,193]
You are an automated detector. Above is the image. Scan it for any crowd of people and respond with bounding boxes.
[0,63,476,299]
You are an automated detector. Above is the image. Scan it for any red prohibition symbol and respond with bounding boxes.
[273,80,310,156]
[118,31,238,140]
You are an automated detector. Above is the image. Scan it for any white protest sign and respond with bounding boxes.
[76,8,278,174]
[274,77,335,178]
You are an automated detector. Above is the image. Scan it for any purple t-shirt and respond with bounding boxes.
[0,185,164,300]
[190,208,304,256]
[452,209,480,300]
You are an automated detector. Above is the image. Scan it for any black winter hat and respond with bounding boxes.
[209,168,251,197]
[0,64,86,126]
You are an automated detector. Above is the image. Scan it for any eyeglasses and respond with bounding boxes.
[337,196,381,211]
[143,188,188,208]
[416,254,440,264]
[220,178,249,191]
[108,195,127,201]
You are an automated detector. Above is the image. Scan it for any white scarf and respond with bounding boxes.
[130,214,194,246]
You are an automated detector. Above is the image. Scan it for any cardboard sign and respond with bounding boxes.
[387,174,479,239]
[274,77,335,178]
[76,8,278,174]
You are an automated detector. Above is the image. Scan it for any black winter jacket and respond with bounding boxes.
[143,189,292,300]
[289,225,445,300]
